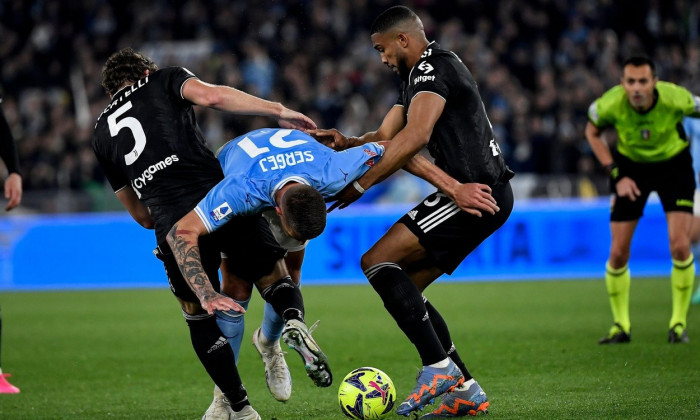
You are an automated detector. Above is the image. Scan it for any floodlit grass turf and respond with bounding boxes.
[0,278,699,419]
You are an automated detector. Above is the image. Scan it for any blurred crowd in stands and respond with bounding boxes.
[1,0,700,212]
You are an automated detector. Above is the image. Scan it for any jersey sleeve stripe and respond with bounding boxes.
[179,76,198,100]
[411,90,446,103]
[194,205,214,233]
[114,185,128,194]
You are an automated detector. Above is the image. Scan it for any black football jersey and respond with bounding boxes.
[397,42,511,185]
[92,67,224,243]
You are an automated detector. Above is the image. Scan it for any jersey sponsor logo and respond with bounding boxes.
[258,150,314,172]
[414,75,436,84]
[131,154,180,193]
[210,202,233,222]
[417,61,434,74]
[641,129,651,140]
[407,210,418,220]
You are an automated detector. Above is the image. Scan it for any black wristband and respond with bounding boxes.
[604,162,621,183]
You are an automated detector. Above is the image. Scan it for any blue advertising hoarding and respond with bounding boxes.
[0,198,671,291]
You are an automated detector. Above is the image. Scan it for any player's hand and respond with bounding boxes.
[306,128,350,150]
[4,173,22,211]
[327,182,364,212]
[277,108,317,131]
[615,177,641,201]
[200,292,246,315]
[451,183,499,217]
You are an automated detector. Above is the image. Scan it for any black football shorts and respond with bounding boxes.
[155,214,286,303]
[611,147,695,221]
[399,181,513,274]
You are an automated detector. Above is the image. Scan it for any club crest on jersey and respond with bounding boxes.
[210,202,232,222]
[641,129,651,140]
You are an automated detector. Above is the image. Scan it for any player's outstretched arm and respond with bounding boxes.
[308,105,405,150]
[181,79,316,130]
[404,154,499,217]
[329,93,444,211]
[166,211,245,315]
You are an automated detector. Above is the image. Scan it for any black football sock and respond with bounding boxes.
[365,263,447,366]
[260,276,305,323]
[424,299,473,380]
[184,312,249,408]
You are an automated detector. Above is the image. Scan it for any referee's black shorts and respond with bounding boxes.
[611,147,695,222]
[155,214,286,304]
[399,181,514,275]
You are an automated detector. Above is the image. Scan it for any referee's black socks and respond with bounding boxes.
[365,263,447,366]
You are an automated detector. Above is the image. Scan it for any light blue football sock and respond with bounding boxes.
[261,301,284,343]
[215,297,250,364]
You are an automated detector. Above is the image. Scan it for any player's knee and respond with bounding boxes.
[671,238,690,261]
[222,274,253,301]
[179,299,206,316]
[360,250,380,271]
[608,248,630,268]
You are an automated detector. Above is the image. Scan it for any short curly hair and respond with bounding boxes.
[101,48,158,96]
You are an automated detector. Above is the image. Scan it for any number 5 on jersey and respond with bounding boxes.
[108,101,146,165]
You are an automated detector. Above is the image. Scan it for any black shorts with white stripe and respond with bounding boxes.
[399,181,513,274]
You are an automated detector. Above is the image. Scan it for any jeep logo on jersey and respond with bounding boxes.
[418,61,434,73]
[210,202,232,222]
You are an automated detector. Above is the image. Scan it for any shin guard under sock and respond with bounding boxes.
[605,262,631,333]
[261,301,285,342]
[260,276,305,322]
[365,263,446,366]
[424,298,473,380]
[184,312,248,406]
[215,297,250,364]
[670,255,695,328]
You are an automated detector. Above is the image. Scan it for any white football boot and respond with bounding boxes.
[252,327,292,401]
[202,386,233,420]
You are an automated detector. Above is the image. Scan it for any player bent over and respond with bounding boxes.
[190,127,387,408]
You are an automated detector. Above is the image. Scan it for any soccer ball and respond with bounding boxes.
[338,367,396,419]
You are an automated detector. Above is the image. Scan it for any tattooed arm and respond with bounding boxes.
[166,211,245,315]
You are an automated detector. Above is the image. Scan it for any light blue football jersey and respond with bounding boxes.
[195,128,385,232]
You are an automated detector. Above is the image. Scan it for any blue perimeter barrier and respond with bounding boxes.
[0,198,671,291]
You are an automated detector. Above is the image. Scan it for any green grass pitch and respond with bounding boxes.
[1,278,698,419]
